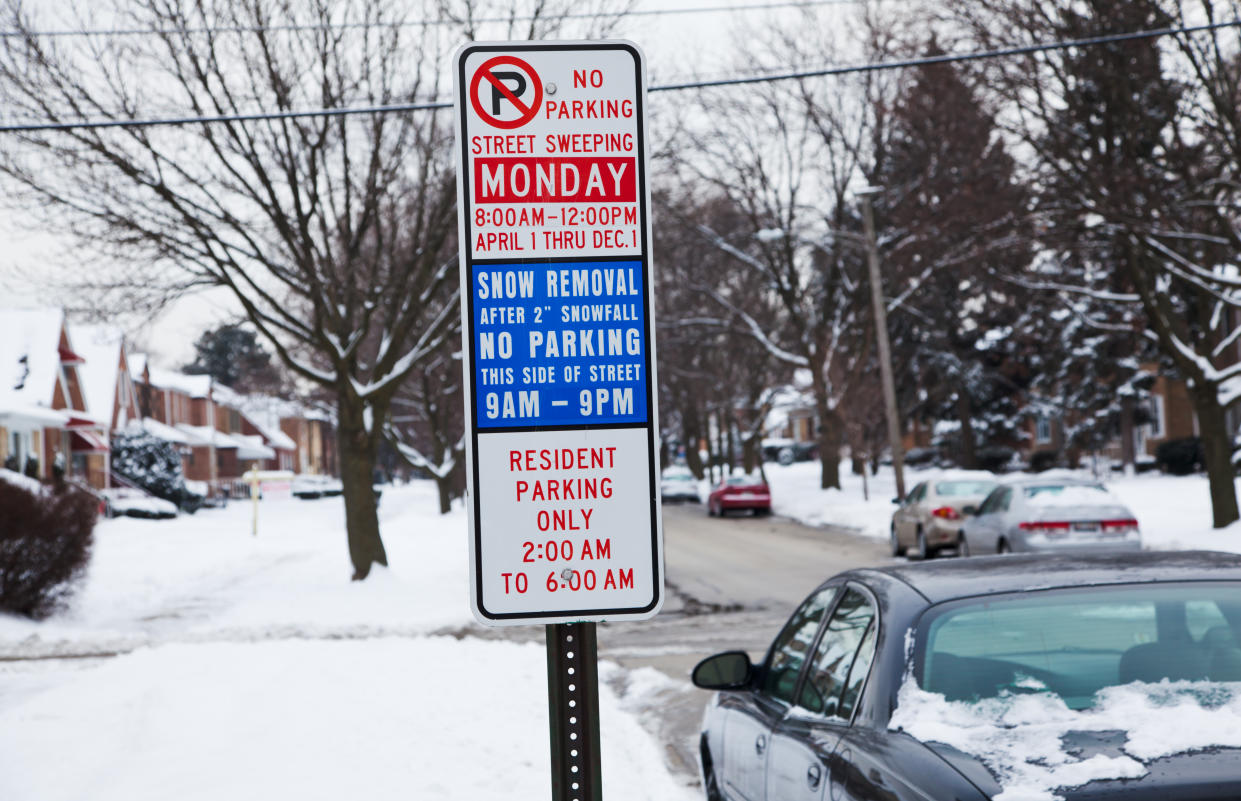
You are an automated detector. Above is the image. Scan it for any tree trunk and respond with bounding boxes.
[337,397,388,581]
[435,473,453,515]
[956,392,977,469]
[817,406,842,490]
[742,434,758,474]
[684,405,705,480]
[1120,395,1136,475]
[1190,385,1240,529]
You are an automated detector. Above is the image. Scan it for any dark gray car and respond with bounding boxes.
[960,477,1141,555]
[692,552,1241,801]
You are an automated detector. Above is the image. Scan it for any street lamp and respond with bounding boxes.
[857,186,907,502]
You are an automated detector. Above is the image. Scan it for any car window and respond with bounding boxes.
[907,483,926,504]
[798,588,876,719]
[978,488,1003,515]
[936,481,997,498]
[838,621,877,720]
[996,487,1013,512]
[919,583,1241,710]
[762,586,839,704]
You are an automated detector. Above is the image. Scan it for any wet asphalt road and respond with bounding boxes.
[451,501,893,788]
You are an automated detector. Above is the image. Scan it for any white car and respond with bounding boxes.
[660,467,701,503]
[291,474,344,499]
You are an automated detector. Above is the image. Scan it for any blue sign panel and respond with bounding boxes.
[471,259,648,428]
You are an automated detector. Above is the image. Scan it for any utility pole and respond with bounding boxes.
[859,187,906,501]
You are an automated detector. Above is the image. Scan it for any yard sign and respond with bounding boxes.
[453,41,663,626]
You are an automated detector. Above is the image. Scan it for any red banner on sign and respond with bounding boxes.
[473,156,636,204]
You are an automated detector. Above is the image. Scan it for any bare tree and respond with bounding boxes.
[0,0,464,579]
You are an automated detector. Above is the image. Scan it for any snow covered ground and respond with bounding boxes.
[0,483,696,801]
[763,459,1241,553]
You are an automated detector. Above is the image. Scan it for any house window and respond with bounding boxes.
[1146,395,1166,440]
[1035,415,1052,444]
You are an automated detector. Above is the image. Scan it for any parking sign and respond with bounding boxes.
[453,42,663,625]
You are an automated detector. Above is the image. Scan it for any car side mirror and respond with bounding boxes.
[962,505,979,516]
[691,651,753,690]
[891,497,900,505]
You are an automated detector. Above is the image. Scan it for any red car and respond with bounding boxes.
[707,473,771,517]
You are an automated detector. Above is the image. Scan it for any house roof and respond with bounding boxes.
[130,353,216,398]
[70,324,126,428]
[0,308,67,415]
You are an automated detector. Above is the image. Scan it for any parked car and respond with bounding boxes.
[707,473,771,517]
[961,477,1141,555]
[101,487,178,519]
[890,472,998,559]
[761,438,817,465]
[692,551,1241,801]
[661,467,701,503]
[291,474,344,500]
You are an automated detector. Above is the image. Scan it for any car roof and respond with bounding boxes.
[845,551,1241,604]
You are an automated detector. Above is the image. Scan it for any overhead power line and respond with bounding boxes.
[0,0,880,39]
[0,18,1237,133]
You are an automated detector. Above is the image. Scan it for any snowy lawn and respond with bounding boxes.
[0,638,691,801]
[0,483,696,801]
[763,459,1241,553]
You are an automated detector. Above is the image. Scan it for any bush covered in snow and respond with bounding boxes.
[111,430,203,512]
[0,470,96,619]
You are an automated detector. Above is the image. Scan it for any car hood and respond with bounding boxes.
[926,737,1241,800]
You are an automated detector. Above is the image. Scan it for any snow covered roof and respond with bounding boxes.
[171,424,276,460]
[0,308,67,416]
[129,353,217,398]
[140,417,191,445]
[70,324,125,427]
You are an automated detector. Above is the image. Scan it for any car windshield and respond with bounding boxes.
[917,583,1241,710]
[935,481,996,497]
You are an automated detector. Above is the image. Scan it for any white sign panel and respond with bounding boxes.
[453,41,663,625]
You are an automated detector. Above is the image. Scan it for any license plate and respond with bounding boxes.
[1073,522,1099,533]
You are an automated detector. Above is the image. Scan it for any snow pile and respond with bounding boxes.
[0,638,695,801]
[890,677,1241,801]
[764,460,896,539]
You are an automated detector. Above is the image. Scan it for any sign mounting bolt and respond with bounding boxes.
[546,82,557,95]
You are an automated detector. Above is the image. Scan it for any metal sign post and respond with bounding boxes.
[452,40,661,800]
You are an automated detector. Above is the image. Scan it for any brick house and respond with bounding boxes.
[0,309,100,485]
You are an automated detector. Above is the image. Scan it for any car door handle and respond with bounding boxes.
[807,764,823,789]
[755,734,766,755]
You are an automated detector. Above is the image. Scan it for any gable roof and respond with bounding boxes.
[0,309,75,428]
[70,324,127,428]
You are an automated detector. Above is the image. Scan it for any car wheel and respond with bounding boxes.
[890,524,905,557]
[998,538,1012,555]
[909,528,928,561]
[957,532,970,558]
[707,501,717,517]
[755,506,771,517]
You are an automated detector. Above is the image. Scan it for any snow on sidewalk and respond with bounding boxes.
[0,482,697,801]
[0,637,695,801]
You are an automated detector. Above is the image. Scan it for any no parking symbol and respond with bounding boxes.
[469,55,543,129]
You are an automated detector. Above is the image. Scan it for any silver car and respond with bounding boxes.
[890,474,998,559]
[961,477,1142,555]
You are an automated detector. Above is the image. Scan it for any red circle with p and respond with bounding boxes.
[469,55,543,129]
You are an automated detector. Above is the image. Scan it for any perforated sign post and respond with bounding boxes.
[453,41,662,801]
